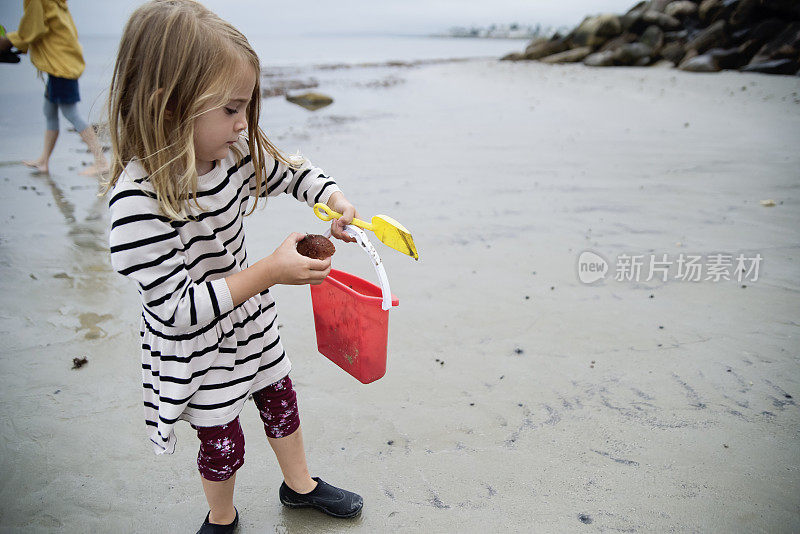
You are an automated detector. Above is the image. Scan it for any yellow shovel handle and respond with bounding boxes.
[313,203,372,231]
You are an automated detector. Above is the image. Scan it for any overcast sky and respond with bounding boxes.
[1,1,638,36]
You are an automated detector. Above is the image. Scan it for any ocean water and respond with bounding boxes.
[2,33,524,136]
[73,33,524,90]
[245,34,524,67]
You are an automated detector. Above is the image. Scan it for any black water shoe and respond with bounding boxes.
[196,508,238,534]
[279,477,363,518]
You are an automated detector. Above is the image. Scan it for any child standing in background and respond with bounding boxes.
[106,1,363,531]
[1,0,108,176]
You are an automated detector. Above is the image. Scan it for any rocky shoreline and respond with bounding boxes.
[502,0,800,75]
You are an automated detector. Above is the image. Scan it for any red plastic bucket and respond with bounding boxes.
[309,227,399,384]
[310,269,399,384]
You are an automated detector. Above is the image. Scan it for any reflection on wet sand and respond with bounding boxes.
[33,172,76,223]
[77,312,112,339]
[32,172,109,254]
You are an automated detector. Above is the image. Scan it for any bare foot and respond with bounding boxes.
[79,163,109,178]
[23,159,49,174]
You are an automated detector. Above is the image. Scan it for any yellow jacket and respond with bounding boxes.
[8,0,85,79]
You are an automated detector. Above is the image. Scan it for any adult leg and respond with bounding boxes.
[78,126,109,176]
[23,99,59,174]
[58,102,108,176]
[194,418,245,525]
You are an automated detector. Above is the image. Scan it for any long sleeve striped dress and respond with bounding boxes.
[108,141,340,454]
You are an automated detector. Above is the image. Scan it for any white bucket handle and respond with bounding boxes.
[323,225,395,311]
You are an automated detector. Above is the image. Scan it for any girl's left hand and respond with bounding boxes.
[327,192,359,243]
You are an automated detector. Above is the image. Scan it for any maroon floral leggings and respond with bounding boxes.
[191,375,300,481]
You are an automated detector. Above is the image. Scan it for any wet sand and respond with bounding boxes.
[1,58,799,532]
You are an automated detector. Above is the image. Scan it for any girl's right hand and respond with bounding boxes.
[265,233,331,286]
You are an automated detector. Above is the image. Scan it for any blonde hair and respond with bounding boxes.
[103,0,294,219]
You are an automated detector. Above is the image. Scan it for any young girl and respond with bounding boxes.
[106,1,363,531]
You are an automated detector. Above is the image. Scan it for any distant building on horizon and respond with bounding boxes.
[440,22,569,39]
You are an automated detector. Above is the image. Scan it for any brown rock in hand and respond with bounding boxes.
[297,234,335,260]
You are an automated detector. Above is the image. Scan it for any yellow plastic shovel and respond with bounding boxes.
[313,203,419,261]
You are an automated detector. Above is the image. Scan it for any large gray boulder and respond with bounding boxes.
[572,14,623,47]
[652,59,677,67]
[681,48,699,65]
[685,20,728,53]
[599,32,638,52]
[664,29,690,41]
[736,39,766,66]
[523,38,570,60]
[621,4,649,32]
[523,37,549,54]
[661,40,687,63]
[749,19,791,45]
[613,42,654,65]
[664,1,698,19]
[698,0,724,24]
[642,10,682,30]
[730,0,761,28]
[583,50,617,66]
[741,58,800,74]
[640,25,666,53]
[679,54,721,72]
[702,0,741,24]
[748,22,800,65]
[701,47,750,69]
[540,46,594,64]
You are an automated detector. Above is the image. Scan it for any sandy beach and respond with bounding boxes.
[0,53,799,533]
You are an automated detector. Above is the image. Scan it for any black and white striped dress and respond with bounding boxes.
[108,140,340,454]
